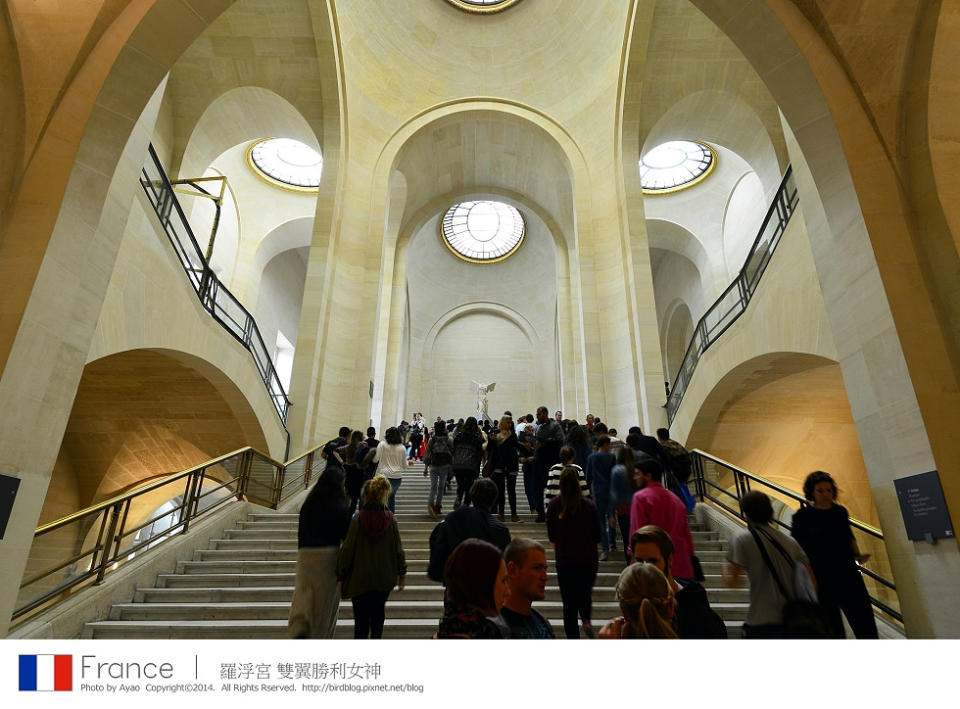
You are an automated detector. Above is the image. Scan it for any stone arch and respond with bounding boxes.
[424,303,540,354]
[646,217,718,302]
[642,89,784,197]
[46,348,267,522]
[421,304,544,419]
[721,170,766,279]
[250,216,315,293]
[179,86,320,181]
[367,100,592,430]
[662,299,695,387]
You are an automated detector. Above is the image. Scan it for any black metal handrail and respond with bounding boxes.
[13,442,325,624]
[666,167,799,422]
[139,144,291,423]
[689,448,903,624]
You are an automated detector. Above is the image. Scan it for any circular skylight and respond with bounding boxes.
[247,138,322,191]
[639,140,716,193]
[441,200,525,263]
[444,0,523,13]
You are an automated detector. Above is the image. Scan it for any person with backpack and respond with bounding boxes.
[427,478,510,585]
[423,420,454,518]
[723,490,826,639]
[451,416,485,508]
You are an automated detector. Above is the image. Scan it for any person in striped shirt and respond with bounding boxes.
[544,446,590,506]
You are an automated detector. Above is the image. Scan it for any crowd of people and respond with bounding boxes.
[289,406,878,640]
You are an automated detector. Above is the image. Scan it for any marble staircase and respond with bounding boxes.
[83,464,748,638]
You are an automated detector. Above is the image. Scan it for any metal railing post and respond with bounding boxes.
[304,452,315,489]
[272,462,283,509]
[237,450,253,501]
[95,503,124,584]
[182,467,204,535]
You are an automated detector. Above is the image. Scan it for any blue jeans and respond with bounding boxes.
[429,466,450,509]
[593,493,611,552]
[387,477,402,512]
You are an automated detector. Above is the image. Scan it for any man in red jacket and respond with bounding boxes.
[628,457,696,580]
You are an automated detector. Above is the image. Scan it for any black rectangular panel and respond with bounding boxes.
[895,470,955,542]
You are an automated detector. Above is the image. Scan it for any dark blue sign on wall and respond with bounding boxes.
[895,470,955,543]
[0,473,20,539]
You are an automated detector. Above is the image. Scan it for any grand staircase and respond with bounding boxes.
[83,464,748,638]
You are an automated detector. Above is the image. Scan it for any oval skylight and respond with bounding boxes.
[639,140,716,193]
[441,200,525,263]
[248,138,322,191]
[444,0,523,13]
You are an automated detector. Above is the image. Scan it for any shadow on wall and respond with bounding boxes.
[43,348,267,524]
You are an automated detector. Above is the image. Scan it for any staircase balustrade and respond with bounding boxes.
[689,448,903,625]
[666,168,799,422]
[13,442,323,624]
[140,144,290,424]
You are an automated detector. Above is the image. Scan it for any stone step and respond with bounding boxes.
[86,466,728,639]
[84,617,746,640]
[222,525,720,543]
[110,599,632,622]
[137,583,749,605]
[206,539,729,558]
[189,549,633,572]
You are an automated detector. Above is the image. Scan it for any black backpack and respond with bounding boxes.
[429,435,453,467]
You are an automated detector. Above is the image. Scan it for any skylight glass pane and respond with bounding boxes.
[249,138,322,190]
[639,140,715,193]
[441,200,525,263]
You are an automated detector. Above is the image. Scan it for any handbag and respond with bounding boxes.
[748,526,831,638]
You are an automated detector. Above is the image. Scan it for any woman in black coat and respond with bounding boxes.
[791,470,878,638]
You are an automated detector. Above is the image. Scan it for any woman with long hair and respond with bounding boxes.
[488,415,521,521]
[599,563,678,639]
[451,416,485,508]
[437,539,508,638]
[791,470,878,638]
[341,429,365,513]
[288,467,352,638]
[546,466,601,638]
[337,475,407,639]
[423,419,453,518]
[564,423,592,470]
[362,426,411,512]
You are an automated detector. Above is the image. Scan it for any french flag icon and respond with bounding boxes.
[19,654,73,691]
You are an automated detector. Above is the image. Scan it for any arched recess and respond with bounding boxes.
[178,86,320,181]
[382,187,567,428]
[646,217,716,312]
[662,300,694,386]
[43,348,267,525]
[721,170,766,278]
[250,217,315,293]
[641,89,784,197]
[420,304,545,419]
[362,101,592,433]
